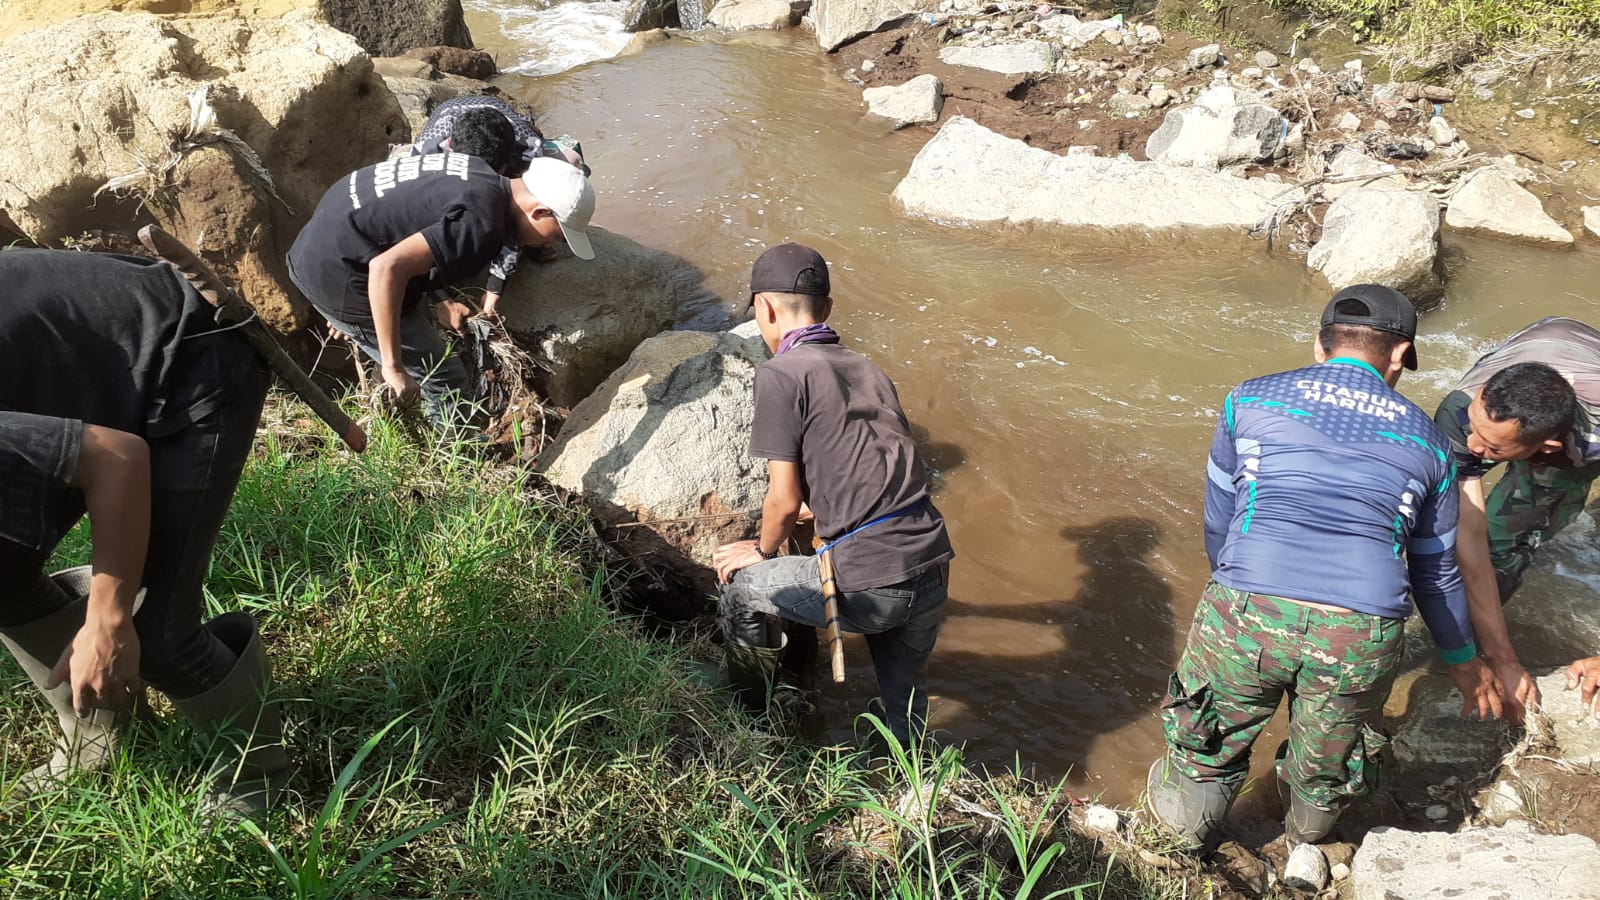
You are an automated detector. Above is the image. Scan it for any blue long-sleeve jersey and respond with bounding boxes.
[1204,358,1477,662]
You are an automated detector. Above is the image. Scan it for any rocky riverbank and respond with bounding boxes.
[4,1,1600,897]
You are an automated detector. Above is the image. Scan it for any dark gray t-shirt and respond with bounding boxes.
[748,343,953,592]
[287,152,511,326]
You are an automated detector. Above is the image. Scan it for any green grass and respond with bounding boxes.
[1261,0,1600,52]
[0,396,1184,899]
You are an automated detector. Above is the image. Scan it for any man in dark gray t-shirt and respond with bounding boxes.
[712,243,953,749]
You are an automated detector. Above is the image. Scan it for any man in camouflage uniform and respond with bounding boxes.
[1148,286,1502,860]
[1432,318,1600,720]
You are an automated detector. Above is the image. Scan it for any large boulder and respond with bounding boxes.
[497,229,714,408]
[372,62,507,137]
[0,0,315,45]
[812,0,938,51]
[401,45,496,79]
[893,116,1290,235]
[708,0,801,29]
[1352,823,1600,900]
[1446,168,1575,245]
[1307,188,1444,304]
[937,40,1060,75]
[0,13,409,332]
[1322,147,1405,201]
[320,0,472,56]
[624,0,681,31]
[863,74,944,128]
[537,325,770,583]
[1145,84,1289,170]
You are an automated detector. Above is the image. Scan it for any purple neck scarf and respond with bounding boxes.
[776,323,840,355]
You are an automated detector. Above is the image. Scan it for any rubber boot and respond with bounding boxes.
[0,567,135,796]
[724,633,787,712]
[169,612,289,819]
[1145,754,1237,853]
[1284,792,1342,845]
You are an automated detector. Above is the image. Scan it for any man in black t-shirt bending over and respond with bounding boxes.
[712,243,954,749]
[288,144,597,426]
[0,249,285,815]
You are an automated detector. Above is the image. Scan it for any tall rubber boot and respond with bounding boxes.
[0,567,135,796]
[1284,792,1342,845]
[724,633,788,713]
[169,612,289,819]
[1145,754,1238,853]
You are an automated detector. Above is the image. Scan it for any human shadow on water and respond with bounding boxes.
[837,516,1177,790]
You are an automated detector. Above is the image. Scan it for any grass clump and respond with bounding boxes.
[1261,0,1600,57]
[1,395,1183,899]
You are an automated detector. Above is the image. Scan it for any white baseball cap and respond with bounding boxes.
[521,157,596,260]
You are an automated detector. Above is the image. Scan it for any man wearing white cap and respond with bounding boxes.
[288,152,596,426]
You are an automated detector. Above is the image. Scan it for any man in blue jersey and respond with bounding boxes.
[1147,285,1503,860]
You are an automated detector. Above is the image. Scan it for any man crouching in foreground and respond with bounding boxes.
[712,243,954,750]
[1146,286,1503,877]
[0,248,287,816]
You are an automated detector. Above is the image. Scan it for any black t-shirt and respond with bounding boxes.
[287,152,512,325]
[749,343,953,592]
[0,248,227,549]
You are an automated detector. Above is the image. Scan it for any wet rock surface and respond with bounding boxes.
[1445,167,1575,245]
[1307,187,1443,303]
[893,116,1290,234]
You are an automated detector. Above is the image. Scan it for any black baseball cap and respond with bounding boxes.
[1320,284,1419,370]
[749,243,830,306]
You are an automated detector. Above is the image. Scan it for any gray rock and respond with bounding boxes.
[938,39,1059,75]
[1515,107,1536,119]
[538,328,771,567]
[707,0,801,29]
[324,0,474,57]
[1446,168,1574,245]
[1241,66,1263,79]
[893,116,1293,234]
[1307,187,1444,304]
[1136,23,1162,44]
[624,0,678,32]
[1108,92,1154,115]
[1147,87,1173,108]
[1323,148,1403,200]
[499,228,705,407]
[863,74,944,128]
[859,57,876,72]
[1584,205,1600,238]
[1426,115,1457,145]
[1283,843,1328,892]
[1389,673,1511,767]
[1352,824,1600,900]
[1185,43,1221,70]
[371,56,436,80]
[1080,804,1120,837]
[1330,863,1351,881]
[1254,49,1279,68]
[1337,110,1361,131]
[813,0,938,50]
[1534,670,1600,764]
[1145,84,1288,170]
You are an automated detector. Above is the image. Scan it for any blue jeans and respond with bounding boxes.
[321,304,473,429]
[720,557,947,746]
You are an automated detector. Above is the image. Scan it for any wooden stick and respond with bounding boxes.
[816,545,846,684]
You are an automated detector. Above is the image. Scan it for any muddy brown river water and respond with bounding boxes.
[468,14,1600,803]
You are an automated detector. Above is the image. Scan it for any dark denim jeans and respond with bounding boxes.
[720,557,947,746]
[321,304,472,429]
[0,333,268,699]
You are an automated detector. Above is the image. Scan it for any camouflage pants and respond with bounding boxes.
[1486,462,1600,602]
[1161,582,1403,811]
